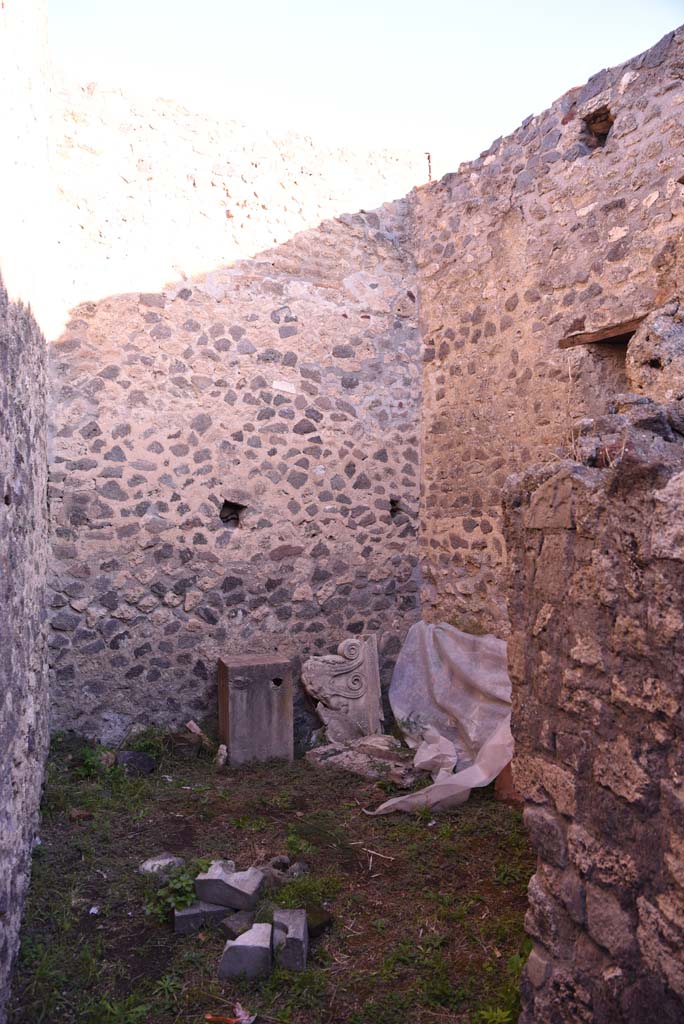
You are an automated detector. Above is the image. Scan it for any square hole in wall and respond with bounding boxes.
[582,106,614,149]
[219,499,246,530]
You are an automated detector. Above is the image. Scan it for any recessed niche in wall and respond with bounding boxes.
[390,497,411,524]
[582,105,615,148]
[561,318,642,417]
[219,499,246,530]
[559,316,644,350]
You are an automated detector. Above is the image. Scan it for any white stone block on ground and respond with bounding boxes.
[138,852,185,877]
[195,861,264,910]
[273,908,308,971]
[218,923,273,979]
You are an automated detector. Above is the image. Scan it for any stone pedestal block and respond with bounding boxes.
[218,656,294,766]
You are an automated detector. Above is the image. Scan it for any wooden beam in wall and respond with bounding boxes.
[559,315,646,349]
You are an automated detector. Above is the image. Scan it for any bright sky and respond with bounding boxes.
[49,0,682,172]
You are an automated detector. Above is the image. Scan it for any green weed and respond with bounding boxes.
[144,859,210,922]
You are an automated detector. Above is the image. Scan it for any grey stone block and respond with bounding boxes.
[218,656,294,766]
[195,861,264,909]
[116,750,156,775]
[174,900,231,934]
[220,910,256,939]
[273,908,308,971]
[270,855,291,871]
[218,923,273,979]
[287,861,310,879]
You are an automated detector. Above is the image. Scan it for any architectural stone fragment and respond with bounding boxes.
[138,852,185,878]
[218,923,273,980]
[301,635,383,742]
[273,908,309,971]
[195,862,265,910]
[174,900,231,934]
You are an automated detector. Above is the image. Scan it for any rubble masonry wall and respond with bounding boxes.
[48,205,422,744]
[47,86,427,743]
[413,27,684,634]
[504,403,684,1023]
[0,281,49,1017]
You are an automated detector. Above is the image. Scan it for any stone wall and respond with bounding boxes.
[46,75,426,742]
[0,280,49,1018]
[413,27,684,635]
[49,201,421,743]
[504,399,684,1022]
[0,2,51,1018]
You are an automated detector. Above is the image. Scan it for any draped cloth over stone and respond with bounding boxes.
[370,622,513,814]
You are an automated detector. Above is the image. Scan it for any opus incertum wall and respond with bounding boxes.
[0,279,49,1017]
[413,27,684,635]
[505,402,684,1023]
[48,203,422,743]
[0,0,51,1017]
[46,80,426,744]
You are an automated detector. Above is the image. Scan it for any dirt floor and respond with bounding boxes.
[8,732,534,1024]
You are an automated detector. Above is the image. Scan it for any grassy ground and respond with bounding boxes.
[8,732,534,1024]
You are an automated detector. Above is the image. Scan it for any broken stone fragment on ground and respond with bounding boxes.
[138,852,185,877]
[305,734,419,787]
[287,861,310,879]
[220,910,256,939]
[174,900,230,934]
[218,923,273,979]
[115,750,157,776]
[273,908,309,971]
[195,861,264,909]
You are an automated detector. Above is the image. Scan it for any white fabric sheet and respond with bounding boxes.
[370,622,514,814]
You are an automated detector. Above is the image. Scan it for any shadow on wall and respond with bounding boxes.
[47,199,424,748]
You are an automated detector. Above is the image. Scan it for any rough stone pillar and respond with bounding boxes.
[503,398,684,1023]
